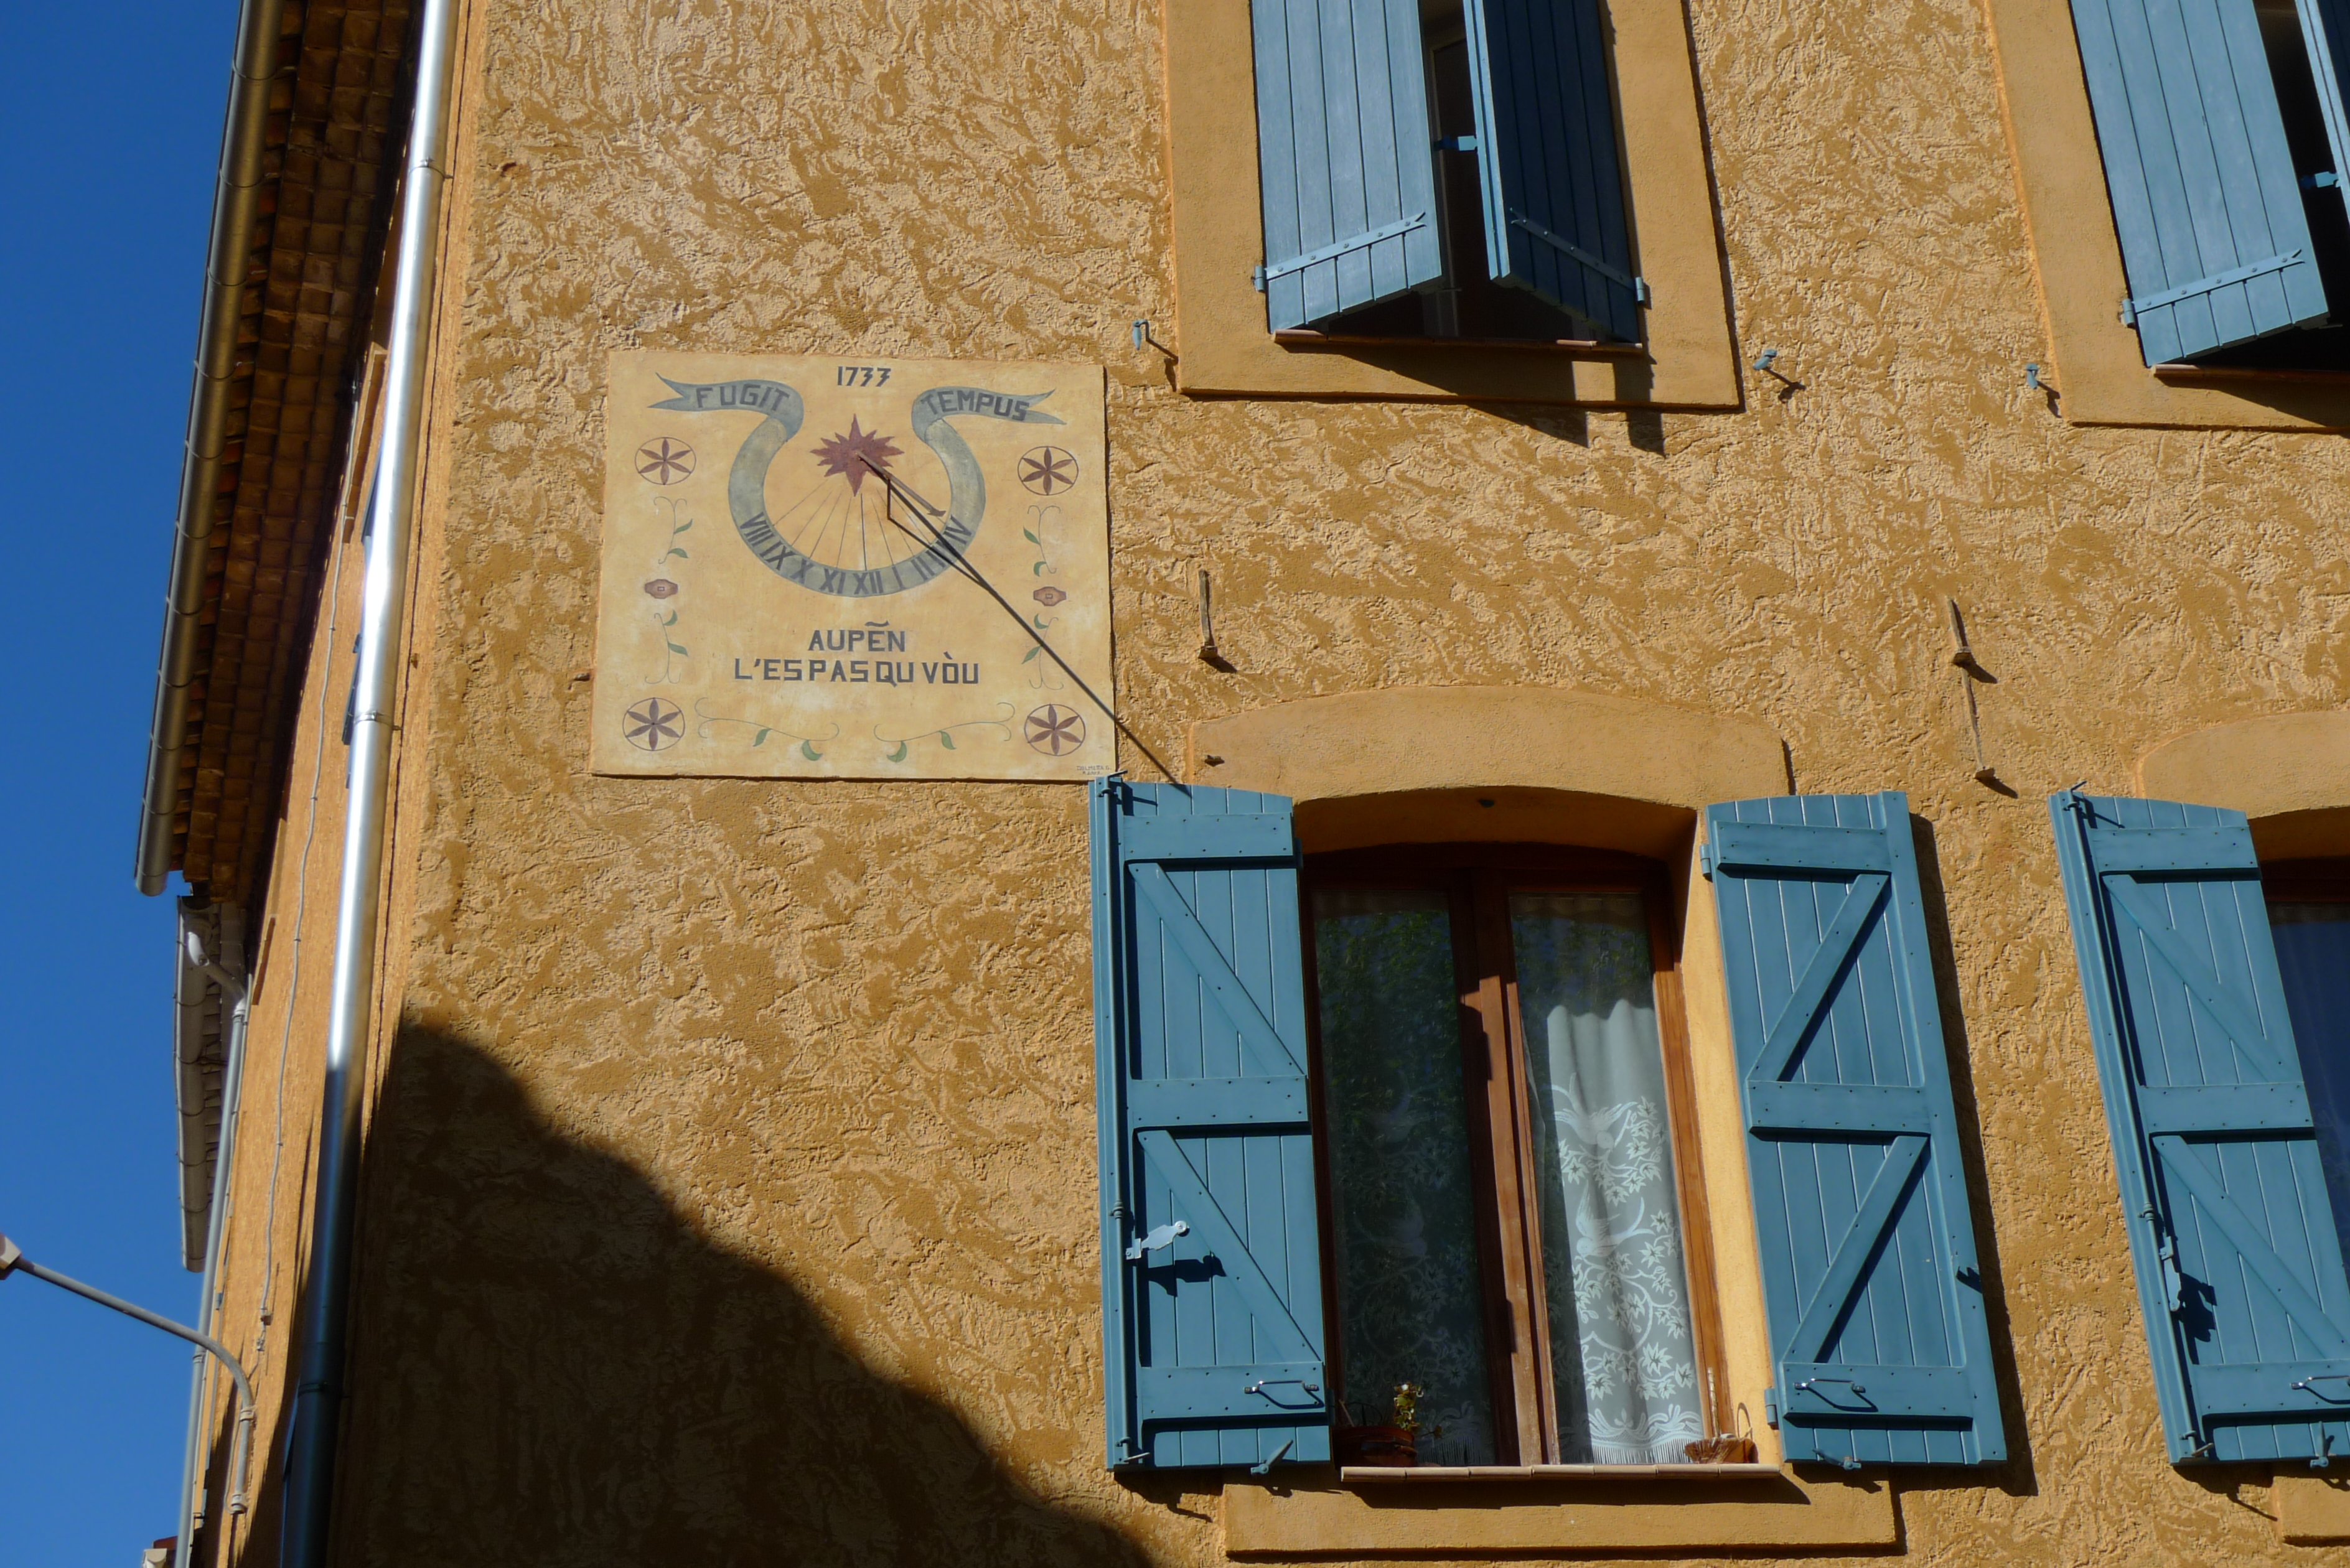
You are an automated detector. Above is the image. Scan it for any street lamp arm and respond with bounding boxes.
[0,1235,258,1518]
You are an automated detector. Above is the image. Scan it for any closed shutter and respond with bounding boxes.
[2067,0,2329,363]
[1705,791,2006,1467]
[1092,780,1328,1470]
[1461,0,1643,340]
[2049,792,2350,1464]
[1251,0,1445,330]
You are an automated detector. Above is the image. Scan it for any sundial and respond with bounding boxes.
[591,350,1111,782]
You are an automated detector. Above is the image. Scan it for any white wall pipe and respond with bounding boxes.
[281,0,464,1559]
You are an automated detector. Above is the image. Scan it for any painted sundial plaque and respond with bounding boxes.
[593,352,1111,781]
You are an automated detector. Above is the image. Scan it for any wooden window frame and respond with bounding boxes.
[2263,856,2350,903]
[1299,841,1729,1465]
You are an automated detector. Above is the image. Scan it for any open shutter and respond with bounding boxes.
[2049,793,2350,1465]
[2067,0,2330,363]
[1251,0,1444,330]
[1705,791,2006,1467]
[1092,779,1328,1470]
[1461,0,1644,339]
[2296,0,2350,198]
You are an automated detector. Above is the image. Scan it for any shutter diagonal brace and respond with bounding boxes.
[1137,1129,1319,1361]
[1131,862,1305,1076]
[2103,874,2295,1084]
[1784,1134,1932,1366]
[2153,1135,2350,1355]
[1747,874,1891,1090]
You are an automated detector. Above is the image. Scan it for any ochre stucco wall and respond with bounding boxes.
[273,0,2350,1562]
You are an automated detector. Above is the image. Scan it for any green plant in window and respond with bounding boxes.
[1392,1382,1424,1434]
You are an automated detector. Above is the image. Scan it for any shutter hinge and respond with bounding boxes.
[1699,841,1718,880]
[1434,134,1479,152]
[1762,1388,1781,1429]
[1257,212,1431,289]
[1249,1438,1296,1475]
[2303,171,2341,192]
[1507,211,1649,306]
[2122,250,2303,324]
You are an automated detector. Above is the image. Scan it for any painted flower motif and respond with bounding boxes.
[1032,586,1067,607]
[644,579,679,599]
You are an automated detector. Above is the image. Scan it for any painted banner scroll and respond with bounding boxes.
[593,352,1110,781]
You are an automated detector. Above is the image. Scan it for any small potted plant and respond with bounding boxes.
[1683,1402,1758,1464]
[1334,1383,1423,1468]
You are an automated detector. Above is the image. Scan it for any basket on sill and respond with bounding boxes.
[1334,1424,1418,1467]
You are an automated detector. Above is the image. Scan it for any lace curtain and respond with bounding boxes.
[1313,889,1498,1465]
[1512,892,1702,1463]
[1313,885,1701,1466]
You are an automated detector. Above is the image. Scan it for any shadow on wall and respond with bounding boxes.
[216,1027,1153,1568]
[1907,814,2039,1501]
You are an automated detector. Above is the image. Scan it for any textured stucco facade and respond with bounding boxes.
[182,0,2350,1562]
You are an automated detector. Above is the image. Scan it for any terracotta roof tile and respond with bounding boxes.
[170,0,405,901]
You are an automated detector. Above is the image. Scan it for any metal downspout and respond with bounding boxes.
[174,969,248,1568]
[136,0,290,897]
[281,0,462,1558]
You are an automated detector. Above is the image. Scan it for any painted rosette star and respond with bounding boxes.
[812,418,902,493]
[637,436,695,485]
[1018,445,1077,495]
[1024,704,1086,755]
[624,697,684,751]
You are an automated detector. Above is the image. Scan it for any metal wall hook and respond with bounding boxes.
[1197,567,1234,671]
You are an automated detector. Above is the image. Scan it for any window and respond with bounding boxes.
[1250,0,1641,345]
[2267,859,2350,1266]
[1304,848,1720,1465]
[1161,0,1738,403]
[2067,0,2350,369]
[1091,780,2006,1478]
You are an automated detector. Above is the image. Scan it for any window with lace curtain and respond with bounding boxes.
[1303,844,1728,1467]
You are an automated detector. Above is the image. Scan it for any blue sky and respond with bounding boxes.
[0,3,240,1559]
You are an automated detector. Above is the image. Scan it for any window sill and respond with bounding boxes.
[1339,1462,1783,1483]
[2151,362,2350,385]
[1224,1470,1897,1557]
[1271,329,1649,358]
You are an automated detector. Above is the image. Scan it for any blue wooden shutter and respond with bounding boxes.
[2049,792,2350,1465]
[2068,0,2330,363]
[1251,0,1444,330]
[2297,0,2350,197]
[1705,791,2006,1467]
[1461,0,1643,340]
[1092,780,1328,1470]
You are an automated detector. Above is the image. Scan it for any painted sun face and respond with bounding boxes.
[810,418,903,494]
